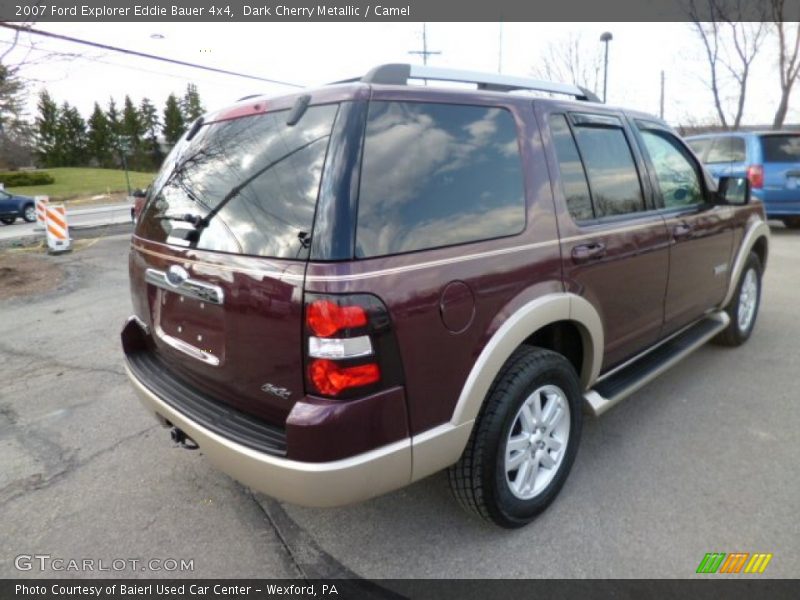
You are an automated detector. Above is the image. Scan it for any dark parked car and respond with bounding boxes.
[122,64,769,527]
[686,131,800,228]
[0,189,36,225]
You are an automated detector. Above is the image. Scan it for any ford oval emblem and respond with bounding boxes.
[166,265,189,287]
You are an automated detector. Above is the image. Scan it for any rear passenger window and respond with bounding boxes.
[549,114,593,220]
[571,123,645,217]
[356,102,525,258]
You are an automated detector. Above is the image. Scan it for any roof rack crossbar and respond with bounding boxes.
[351,63,601,102]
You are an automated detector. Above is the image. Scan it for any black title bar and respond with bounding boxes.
[0,0,779,22]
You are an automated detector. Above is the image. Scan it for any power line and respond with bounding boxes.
[0,23,305,88]
[0,38,254,89]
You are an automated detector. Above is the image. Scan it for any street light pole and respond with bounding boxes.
[600,31,613,103]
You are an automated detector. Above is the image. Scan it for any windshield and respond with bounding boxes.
[138,103,339,259]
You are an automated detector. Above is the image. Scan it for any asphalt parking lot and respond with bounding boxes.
[1,227,798,580]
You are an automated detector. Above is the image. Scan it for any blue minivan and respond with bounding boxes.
[686,131,800,228]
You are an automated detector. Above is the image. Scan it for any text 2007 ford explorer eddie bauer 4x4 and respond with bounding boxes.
[122,65,768,528]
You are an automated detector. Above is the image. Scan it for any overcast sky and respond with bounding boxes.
[0,21,794,127]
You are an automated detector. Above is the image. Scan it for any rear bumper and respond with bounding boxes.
[126,363,413,507]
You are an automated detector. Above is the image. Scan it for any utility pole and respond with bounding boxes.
[660,70,665,120]
[408,23,441,66]
[600,31,613,103]
[498,22,503,73]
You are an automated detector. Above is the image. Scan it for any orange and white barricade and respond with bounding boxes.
[34,196,49,231]
[45,204,71,253]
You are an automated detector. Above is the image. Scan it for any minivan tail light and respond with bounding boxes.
[303,293,403,399]
[747,164,764,189]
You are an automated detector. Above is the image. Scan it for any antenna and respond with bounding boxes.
[408,23,441,66]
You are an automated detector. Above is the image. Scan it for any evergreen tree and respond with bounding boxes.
[139,97,163,170]
[0,65,34,169]
[57,102,88,166]
[121,95,145,169]
[106,97,121,138]
[162,93,185,145]
[87,102,114,168]
[35,90,61,167]
[181,83,205,122]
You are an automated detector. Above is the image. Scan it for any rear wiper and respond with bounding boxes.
[189,134,330,233]
[158,213,204,226]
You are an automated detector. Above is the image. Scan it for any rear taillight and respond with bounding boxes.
[304,294,403,399]
[747,164,764,189]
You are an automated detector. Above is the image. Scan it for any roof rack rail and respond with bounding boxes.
[335,63,601,103]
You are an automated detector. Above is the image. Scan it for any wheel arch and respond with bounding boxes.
[410,292,603,482]
[450,292,603,427]
[721,219,769,309]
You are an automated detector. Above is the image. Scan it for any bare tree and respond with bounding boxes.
[0,23,86,167]
[688,0,768,130]
[531,34,602,95]
[770,0,800,129]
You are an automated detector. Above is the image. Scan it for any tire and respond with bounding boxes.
[715,252,762,346]
[448,346,583,528]
[782,217,800,229]
[0,217,15,225]
[22,204,36,223]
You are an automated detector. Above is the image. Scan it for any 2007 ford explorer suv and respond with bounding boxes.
[122,64,768,528]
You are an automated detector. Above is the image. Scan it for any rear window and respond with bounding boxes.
[138,104,339,259]
[760,134,800,162]
[355,101,525,258]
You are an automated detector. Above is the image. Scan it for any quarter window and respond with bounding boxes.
[706,136,746,164]
[639,129,704,208]
[356,101,525,258]
[686,137,711,159]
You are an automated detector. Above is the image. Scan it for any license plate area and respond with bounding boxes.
[152,287,226,367]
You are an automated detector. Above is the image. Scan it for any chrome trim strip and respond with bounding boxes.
[154,323,220,367]
[145,268,225,305]
[584,311,730,417]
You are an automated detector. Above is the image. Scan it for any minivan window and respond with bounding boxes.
[572,124,645,217]
[761,134,800,162]
[138,104,339,259]
[639,129,704,208]
[356,101,525,258]
[686,137,711,158]
[706,136,746,164]
[549,114,593,220]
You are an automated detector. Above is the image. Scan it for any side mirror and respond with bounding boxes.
[132,189,147,198]
[717,176,750,205]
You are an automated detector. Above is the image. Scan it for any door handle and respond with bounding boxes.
[673,223,693,239]
[571,242,606,264]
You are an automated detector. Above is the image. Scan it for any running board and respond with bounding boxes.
[584,312,730,417]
